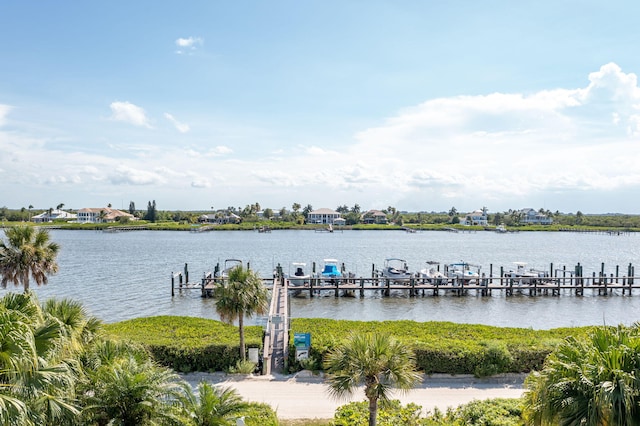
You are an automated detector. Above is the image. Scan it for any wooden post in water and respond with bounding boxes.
[171,272,175,297]
[360,277,364,297]
[309,277,315,298]
[184,263,189,285]
[409,277,415,297]
[487,264,492,288]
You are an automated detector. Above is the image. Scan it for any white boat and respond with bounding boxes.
[217,258,243,279]
[505,262,548,284]
[382,258,412,281]
[446,262,481,284]
[287,262,311,287]
[495,224,508,233]
[419,261,446,284]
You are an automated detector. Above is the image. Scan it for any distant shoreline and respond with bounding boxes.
[2,222,638,233]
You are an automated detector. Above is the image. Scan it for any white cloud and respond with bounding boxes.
[175,36,203,54]
[109,101,152,128]
[109,166,166,186]
[4,63,640,213]
[0,104,11,126]
[190,178,211,188]
[164,113,190,133]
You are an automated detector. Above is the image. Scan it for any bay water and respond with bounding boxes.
[5,229,640,329]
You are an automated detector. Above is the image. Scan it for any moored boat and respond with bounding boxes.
[382,258,413,281]
[419,261,446,284]
[216,258,243,279]
[446,262,481,284]
[287,262,311,287]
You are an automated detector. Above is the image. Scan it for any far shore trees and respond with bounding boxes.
[0,225,60,293]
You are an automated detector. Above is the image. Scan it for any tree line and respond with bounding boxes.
[3,202,640,228]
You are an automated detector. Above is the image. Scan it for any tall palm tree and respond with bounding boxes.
[324,332,421,426]
[523,324,640,425]
[214,265,269,361]
[0,226,60,293]
[179,381,249,426]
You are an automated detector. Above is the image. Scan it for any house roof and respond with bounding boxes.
[364,210,387,217]
[309,208,339,215]
[78,207,133,219]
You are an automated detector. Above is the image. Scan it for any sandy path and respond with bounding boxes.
[182,372,526,420]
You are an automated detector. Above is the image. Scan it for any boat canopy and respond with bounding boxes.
[321,263,342,277]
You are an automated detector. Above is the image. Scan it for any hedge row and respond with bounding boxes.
[105,316,590,376]
[289,319,591,376]
[104,315,263,372]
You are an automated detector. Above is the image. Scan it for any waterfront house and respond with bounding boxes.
[77,207,134,223]
[519,208,553,225]
[198,212,241,224]
[362,210,389,224]
[32,209,77,223]
[463,209,488,226]
[307,208,342,225]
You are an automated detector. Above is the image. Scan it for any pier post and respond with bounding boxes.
[171,272,175,297]
[410,277,415,297]
[500,266,504,286]
[360,278,364,297]
[179,272,183,288]
[616,265,620,284]
[489,264,493,285]
[184,263,188,285]
[309,278,315,298]
[384,279,390,297]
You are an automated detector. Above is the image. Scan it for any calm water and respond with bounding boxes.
[4,229,640,329]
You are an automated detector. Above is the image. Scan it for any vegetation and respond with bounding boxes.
[523,324,640,425]
[104,316,263,372]
[291,318,590,376]
[214,265,269,361]
[0,292,277,425]
[332,398,524,425]
[4,201,640,231]
[0,225,60,292]
[325,332,421,426]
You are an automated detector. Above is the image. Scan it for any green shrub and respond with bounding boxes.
[104,316,262,372]
[444,398,524,425]
[241,402,279,426]
[332,400,424,426]
[228,360,257,374]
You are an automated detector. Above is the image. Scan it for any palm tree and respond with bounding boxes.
[0,226,60,293]
[324,332,421,426]
[523,324,640,425]
[0,292,83,425]
[81,355,185,425]
[179,381,249,426]
[214,265,269,361]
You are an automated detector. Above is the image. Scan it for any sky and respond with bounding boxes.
[2,1,640,214]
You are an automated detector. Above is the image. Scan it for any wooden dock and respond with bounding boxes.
[171,261,640,299]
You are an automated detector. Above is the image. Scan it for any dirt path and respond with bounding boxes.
[182,372,526,420]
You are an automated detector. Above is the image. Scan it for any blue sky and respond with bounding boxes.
[2,1,640,214]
